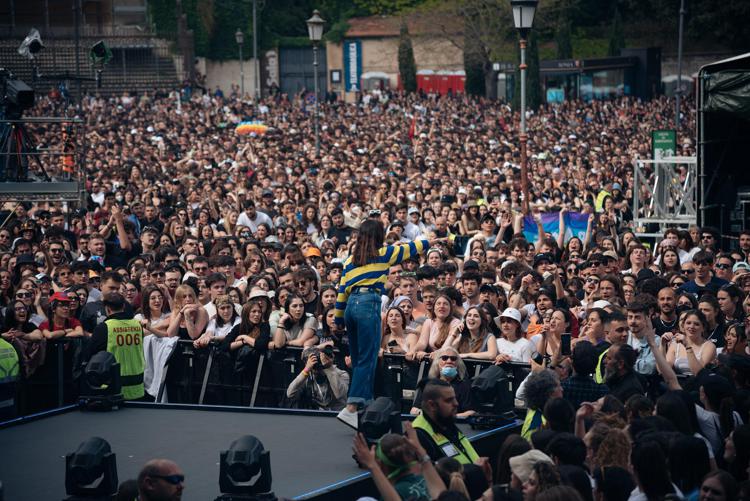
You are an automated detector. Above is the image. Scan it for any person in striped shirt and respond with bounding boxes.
[335,218,441,429]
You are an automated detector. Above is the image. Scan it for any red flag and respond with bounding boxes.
[408,115,417,140]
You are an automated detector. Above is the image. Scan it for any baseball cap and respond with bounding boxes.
[509,450,553,484]
[51,291,73,303]
[499,307,522,324]
[733,262,750,274]
[602,250,619,261]
[533,253,554,267]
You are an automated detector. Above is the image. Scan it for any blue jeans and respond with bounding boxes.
[344,291,381,407]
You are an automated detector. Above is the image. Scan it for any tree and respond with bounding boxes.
[464,30,486,97]
[607,6,625,56]
[555,1,573,59]
[417,0,515,99]
[398,20,418,93]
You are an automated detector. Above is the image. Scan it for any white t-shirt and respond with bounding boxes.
[496,337,533,363]
[203,301,242,321]
[205,316,240,339]
[236,210,274,233]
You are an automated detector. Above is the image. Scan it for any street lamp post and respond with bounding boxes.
[675,0,686,134]
[235,28,245,98]
[306,10,325,156]
[253,0,259,100]
[510,0,538,215]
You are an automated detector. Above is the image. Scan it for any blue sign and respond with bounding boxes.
[523,211,589,243]
[343,40,362,92]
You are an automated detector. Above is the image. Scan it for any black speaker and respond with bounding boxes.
[621,47,661,100]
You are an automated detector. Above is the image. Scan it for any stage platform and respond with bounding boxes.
[0,402,520,500]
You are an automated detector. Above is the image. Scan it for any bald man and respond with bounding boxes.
[137,459,184,501]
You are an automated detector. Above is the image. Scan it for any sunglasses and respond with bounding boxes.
[164,259,180,265]
[715,263,732,270]
[149,474,185,485]
[193,266,208,272]
[590,261,603,267]
[701,235,714,240]
[296,280,309,286]
[15,292,32,298]
[586,277,600,284]
[440,355,458,362]
[682,268,696,274]
[49,248,64,253]
[150,272,165,277]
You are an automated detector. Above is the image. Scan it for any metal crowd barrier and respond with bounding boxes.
[14,339,532,416]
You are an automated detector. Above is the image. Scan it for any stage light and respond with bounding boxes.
[218,435,273,498]
[65,437,118,498]
[468,365,515,429]
[359,397,402,443]
[80,351,124,410]
[17,28,44,60]
[89,41,112,66]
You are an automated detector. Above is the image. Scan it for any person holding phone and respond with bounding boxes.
[530,308,572,370]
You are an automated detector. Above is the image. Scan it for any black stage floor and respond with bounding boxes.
[0,403,520,500]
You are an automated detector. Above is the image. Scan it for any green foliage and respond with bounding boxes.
[607,6,624,56]
[688,0,750,50]
[398,21,418,93]
[555,4,573,59]
[354,0,427,16]
[571,35,608,59]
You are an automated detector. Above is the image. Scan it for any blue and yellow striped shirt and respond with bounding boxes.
[333,239,429,326]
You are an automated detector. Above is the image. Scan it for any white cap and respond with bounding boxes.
[592,300,611,309]
[499,307,522,324]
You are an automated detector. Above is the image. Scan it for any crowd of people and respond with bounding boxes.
[3,84,750,500]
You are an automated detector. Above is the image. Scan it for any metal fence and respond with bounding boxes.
[0,35,181,96]
[15,340,532,417]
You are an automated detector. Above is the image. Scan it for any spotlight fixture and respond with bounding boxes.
[79,351,124,411]
[359,396,402,444]
[65,437,118,498]
[17,28,44,60]
[217,435,274,500]
[468,365,515,429]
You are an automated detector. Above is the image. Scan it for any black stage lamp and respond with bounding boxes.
[217,435,274,500]
[79,351,124,410]
[65,437,118,498]
[468,365,516,429]
[89,41,112,66]
[359,397,403,443]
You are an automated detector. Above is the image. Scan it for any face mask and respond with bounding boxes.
[441,366,458,379]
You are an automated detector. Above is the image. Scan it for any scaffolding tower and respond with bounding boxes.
[633,156,698,238]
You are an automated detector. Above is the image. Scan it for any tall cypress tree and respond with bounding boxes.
[608,6,625,56]
[398,20,418,93]
[556,2,573,59]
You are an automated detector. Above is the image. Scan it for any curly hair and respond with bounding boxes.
[596,428,631,470]
[524,369,560,411]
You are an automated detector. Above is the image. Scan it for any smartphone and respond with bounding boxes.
[561,333,571,356]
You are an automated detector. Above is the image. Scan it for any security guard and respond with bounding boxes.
[412,379,480,465]
[89,292,145,400]
[521,408,547,440]
[0,337,19,420]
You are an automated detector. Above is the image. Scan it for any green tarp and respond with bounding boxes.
[704,70,750,121]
